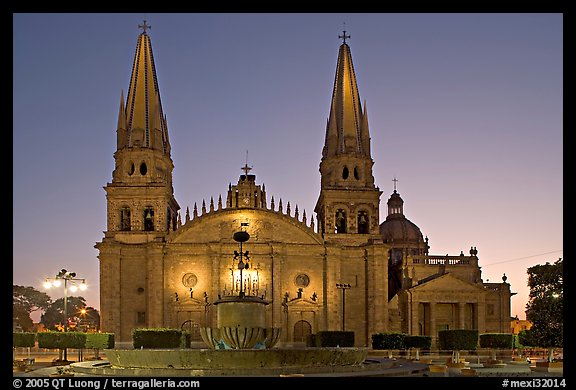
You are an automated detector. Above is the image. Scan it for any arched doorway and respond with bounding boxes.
[293,320,312,342]
[181,320,201,342]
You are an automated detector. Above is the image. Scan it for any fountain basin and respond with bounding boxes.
[105,347,368,370]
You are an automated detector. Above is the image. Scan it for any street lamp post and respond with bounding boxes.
[44,269,87,331]
[336,283,352,331]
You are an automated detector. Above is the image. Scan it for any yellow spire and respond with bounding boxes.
[124,22,170,155]
[324,33,369,158]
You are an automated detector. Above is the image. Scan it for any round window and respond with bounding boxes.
[182,273,198,288]
[295,274,310,288]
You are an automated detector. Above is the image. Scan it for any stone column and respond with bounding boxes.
[146,245,165,328]
[458,302,466,329]
[208,250,220,328]
[476,301,486,334]
[429,301,437,345]
[325,247,340,331]
[271,251,282,329]
[99,250,122,339]
[365,243,388,343]
[271,245,284,339]
[409,295,419,335]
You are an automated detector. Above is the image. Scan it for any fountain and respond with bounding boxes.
[70,226,419,376]
[199,227,282,350]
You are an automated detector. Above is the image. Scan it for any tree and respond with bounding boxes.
[40,296,86,331]
[525,258,563,362]
[76,306,101,332]
[13,285,52,331]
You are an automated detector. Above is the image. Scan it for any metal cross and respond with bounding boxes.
[339,30,350,44]
[392,177,398,191]
[242,150,252,175]
[139,20,151,34]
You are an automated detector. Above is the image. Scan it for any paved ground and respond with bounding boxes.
[13,351,564,378]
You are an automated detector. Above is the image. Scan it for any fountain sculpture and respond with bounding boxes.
[73,225,401,376]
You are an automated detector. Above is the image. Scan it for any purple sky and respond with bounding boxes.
[13,13,562,321]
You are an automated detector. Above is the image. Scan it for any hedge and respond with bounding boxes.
[371,332,406,349]
[405,335,432,350]
[37,331,87,350]
[13,332,36,348]
[85,333,115,349]
[479,333,514,349]
[132,328,183,349]
[313,331,354,347]
[437,329,478,351]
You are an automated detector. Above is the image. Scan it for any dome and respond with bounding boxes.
[379,216,425,244]
[380,189,425,244]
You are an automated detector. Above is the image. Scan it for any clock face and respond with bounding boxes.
[242,197,250,205]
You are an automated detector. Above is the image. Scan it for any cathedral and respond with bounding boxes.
[96,24,515,346]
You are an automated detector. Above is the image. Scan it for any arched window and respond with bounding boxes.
[293,320,312,342]
[354,166,360,180]
[335,209,347,233]
[342,166,349,180]
[357,211,369,234]
[139,161,147,175]
[143,207,154,231]
[128,162,135,176]
[120,207,131,231]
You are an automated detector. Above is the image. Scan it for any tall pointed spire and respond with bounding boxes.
[323,32,369,158]
[123,21,170,155]
[315,30,381,237]
[104,21,180,238]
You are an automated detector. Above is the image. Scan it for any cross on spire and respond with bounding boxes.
[339,28,351,44]
[241,150,252,176]
[392,177,398,191]
[139,20,151,34]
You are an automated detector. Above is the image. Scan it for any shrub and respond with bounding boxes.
[85,333,115,349]
[479,333,514,349]
[180,331,191,349]
[437,329,478,351]
[314,331,354,347]
[371,333,407,349]
[132,328,183,349]
[405,335,432,350]
[37,331,87,350]
[518,329,537,347]
[13,332,36,348]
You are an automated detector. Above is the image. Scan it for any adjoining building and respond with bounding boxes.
[96,23,515,346]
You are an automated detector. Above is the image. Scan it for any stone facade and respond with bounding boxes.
[96,27,514,346]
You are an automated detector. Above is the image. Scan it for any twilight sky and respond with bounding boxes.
[13,13,562,321]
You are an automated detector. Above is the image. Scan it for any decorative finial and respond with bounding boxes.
[339,25,351,44]
[392,177,398,192]
[241,150,252,176]
[138,20,151,34]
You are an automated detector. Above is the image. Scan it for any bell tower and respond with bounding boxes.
[105,21,180,237]
[314,31,382,237]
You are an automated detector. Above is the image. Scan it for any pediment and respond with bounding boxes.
[170,208,323,245]
[409,272,485,293]
[287,297,319,306]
